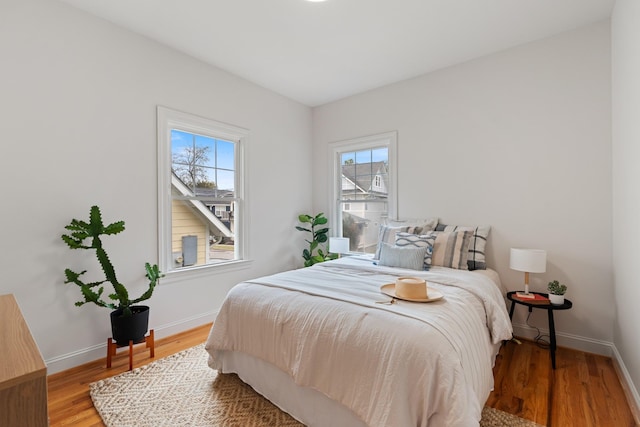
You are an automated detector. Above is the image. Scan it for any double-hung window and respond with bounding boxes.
[157,107,248,275]
[329,131,397,254]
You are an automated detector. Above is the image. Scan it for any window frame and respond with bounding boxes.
[157,106,250,279]
[328,131,398,252]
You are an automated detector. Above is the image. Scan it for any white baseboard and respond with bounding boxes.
[513,322,640,423]
[512,323,612,356]
[45,310,217,375]
[611,346,640,425]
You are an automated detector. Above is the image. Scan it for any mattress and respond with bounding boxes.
[206,256,512,426]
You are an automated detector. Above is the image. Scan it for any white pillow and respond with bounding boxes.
[385,217,438,232]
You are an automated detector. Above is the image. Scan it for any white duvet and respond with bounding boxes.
[206,256,513,426]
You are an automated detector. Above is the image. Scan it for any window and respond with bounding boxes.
[373,175,382,190]
[157,107,249,274]
[329,132,397,254]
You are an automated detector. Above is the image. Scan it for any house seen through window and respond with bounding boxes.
[171,130,236,266]
[158,107,248,274]
[330,132,397,254]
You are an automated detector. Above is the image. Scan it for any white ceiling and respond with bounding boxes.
[58,0,614,107]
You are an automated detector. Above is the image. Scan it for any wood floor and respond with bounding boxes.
[488,339,637,426]
[48,324,637,427]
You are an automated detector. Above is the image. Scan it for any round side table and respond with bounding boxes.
[506,291,572,369]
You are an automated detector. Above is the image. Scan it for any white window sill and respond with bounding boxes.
[160,259,253,285]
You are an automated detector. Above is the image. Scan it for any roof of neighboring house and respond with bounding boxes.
[341,161,388,195]
[191,186,235,199]
[171,173,233,237]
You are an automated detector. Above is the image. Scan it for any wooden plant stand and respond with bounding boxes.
[106,329,155,371]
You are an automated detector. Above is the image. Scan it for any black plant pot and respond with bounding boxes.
[110,305,150,345]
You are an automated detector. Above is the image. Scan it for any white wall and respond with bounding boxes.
[0,0,312,373]
[313,22,612,352]
[612,0,640,407]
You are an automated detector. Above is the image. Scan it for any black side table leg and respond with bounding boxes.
[506,301,517,343]
[548,309,557,369]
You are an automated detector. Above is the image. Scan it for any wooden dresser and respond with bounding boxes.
[0,294,49,426]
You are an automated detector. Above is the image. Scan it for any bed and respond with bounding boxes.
[205,255,513,426]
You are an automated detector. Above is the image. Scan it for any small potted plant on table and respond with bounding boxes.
[547,280,567,305]
[61,205,163,344]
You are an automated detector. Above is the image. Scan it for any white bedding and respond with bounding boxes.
[206,256,513,426]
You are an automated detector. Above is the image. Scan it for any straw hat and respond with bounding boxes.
[380,277,443,302]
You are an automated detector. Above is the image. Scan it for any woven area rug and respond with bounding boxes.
[90,344,543,427]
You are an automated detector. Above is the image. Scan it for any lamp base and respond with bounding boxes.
[515,292,535,299]
[515,283,533,299]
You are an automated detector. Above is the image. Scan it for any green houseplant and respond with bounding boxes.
[61,205,163,343]
[296,213,338,267]
[547,280,567,305]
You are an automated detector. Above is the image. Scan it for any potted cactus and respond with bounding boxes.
[61,205,163,344]
[547,280,567,305]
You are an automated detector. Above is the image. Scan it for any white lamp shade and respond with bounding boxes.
[510,248,546,273]
[329,237,350,254]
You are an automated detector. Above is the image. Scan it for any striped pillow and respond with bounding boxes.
[378,243,428,270]
[428,230,473,270]
[375,224,427,259]
[375,225,409,260]
[435,224,491,270]
[395,232,436,270]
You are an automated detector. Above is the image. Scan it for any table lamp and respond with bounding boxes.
[510,248,546,296]
[329,237,350,258]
